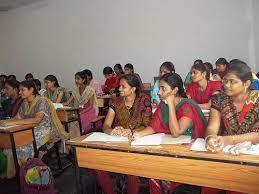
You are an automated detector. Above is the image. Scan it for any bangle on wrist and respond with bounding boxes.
[205,135,215,143]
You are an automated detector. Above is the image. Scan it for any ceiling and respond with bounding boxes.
[0,0,42,11]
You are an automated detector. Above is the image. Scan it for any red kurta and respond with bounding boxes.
[186,81,222,104]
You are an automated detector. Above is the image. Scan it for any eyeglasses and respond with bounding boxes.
[222,78,240,85]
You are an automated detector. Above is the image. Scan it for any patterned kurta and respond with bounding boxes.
[44,87,68,103]
[110,92,152,129]
[211,90,259,135]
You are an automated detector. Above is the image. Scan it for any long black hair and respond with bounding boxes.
[20,80,39,95]
[44,74,60,87]
[120,74,141,96]
[4,79,20,92]
[75,71,88,84]
[160,61,175,73]
[160,73,187,97]
[227,60,252,87]
[191,62,210,80]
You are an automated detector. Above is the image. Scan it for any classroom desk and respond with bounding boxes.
[67,135,259,194]
[56,107,82,135]
[0,124,37,177]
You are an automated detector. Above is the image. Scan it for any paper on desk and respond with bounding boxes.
[82,132,129,142]
[190,139,259,156]
[131,133,191,146]
[53,103,71,109]
[161,134,191,145]
[190,138,207,152]
[0,124,19,130]
[53,103,63,109]
[223,141,259,156]
[201,109,210,114]
[131,133,165,146]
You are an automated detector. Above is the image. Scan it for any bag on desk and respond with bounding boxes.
[20,158,57,194]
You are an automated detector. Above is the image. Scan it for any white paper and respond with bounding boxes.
[190,138,207,152]
[202,109,210,114]
[223,141,259,156]
[161,134,191,145]
[53,103,64,109]
[53,103,71,109]
[97,95,111,99]
[0,124,19,130]
[131,133,165,146]
[82,132,129,142]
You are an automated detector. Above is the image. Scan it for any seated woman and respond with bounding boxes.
[64,71,98,133]
[25,73,34,81]
[102,66,120,95]
[44,74,69,103]
[133,73,207,194]
[0,80,68,178]
[212,57,229,80]
[124,63,145,91]
[33,79,46,96]
[83,69,103,96]
[114,63,124,77]
[96,74,152,194]
[187,62,222,109]
[203,61,259,194]
[151,61,175,109]
[1,79,23,118]
[184,59,203,88]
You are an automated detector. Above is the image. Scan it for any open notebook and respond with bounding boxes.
[82,132,191,146]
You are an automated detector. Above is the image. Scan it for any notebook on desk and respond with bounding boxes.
[82,132,192,146]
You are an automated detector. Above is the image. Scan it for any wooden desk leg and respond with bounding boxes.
[31,128,38,158]
[10,133,20,179]
[77,110,83,136]
[73,147,81,194]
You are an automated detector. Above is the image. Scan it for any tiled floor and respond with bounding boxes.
[0,155,150,194]
[0,154,200,194]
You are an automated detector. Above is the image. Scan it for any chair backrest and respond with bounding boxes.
[143,83,151,89]
[97,98,105,108]
[153,76,160,84]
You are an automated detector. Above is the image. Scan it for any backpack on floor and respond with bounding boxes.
[20,158,57,194]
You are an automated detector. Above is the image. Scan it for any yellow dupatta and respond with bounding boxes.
[23,96,69,142]
[72,86,97,109]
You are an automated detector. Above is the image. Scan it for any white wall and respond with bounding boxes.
[253,0,259,72]
[0,13,8,72]
[0,0,256,89]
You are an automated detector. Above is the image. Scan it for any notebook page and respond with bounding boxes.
[82,132,129,142]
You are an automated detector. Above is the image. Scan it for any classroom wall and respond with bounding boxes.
[0,13,7,73]
[0,0,256,89]
[253,0,259,72]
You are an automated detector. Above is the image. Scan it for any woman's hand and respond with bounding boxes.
[164,92,175,106]
[206,135,232,152]
[206,135,222,152]
[132,131,142,140]
[111,126,132,137]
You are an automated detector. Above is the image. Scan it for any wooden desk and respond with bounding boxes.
[0,124,37,177]
[67,135,259,194]
[97,95,111,115]
[56,107,82,135]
